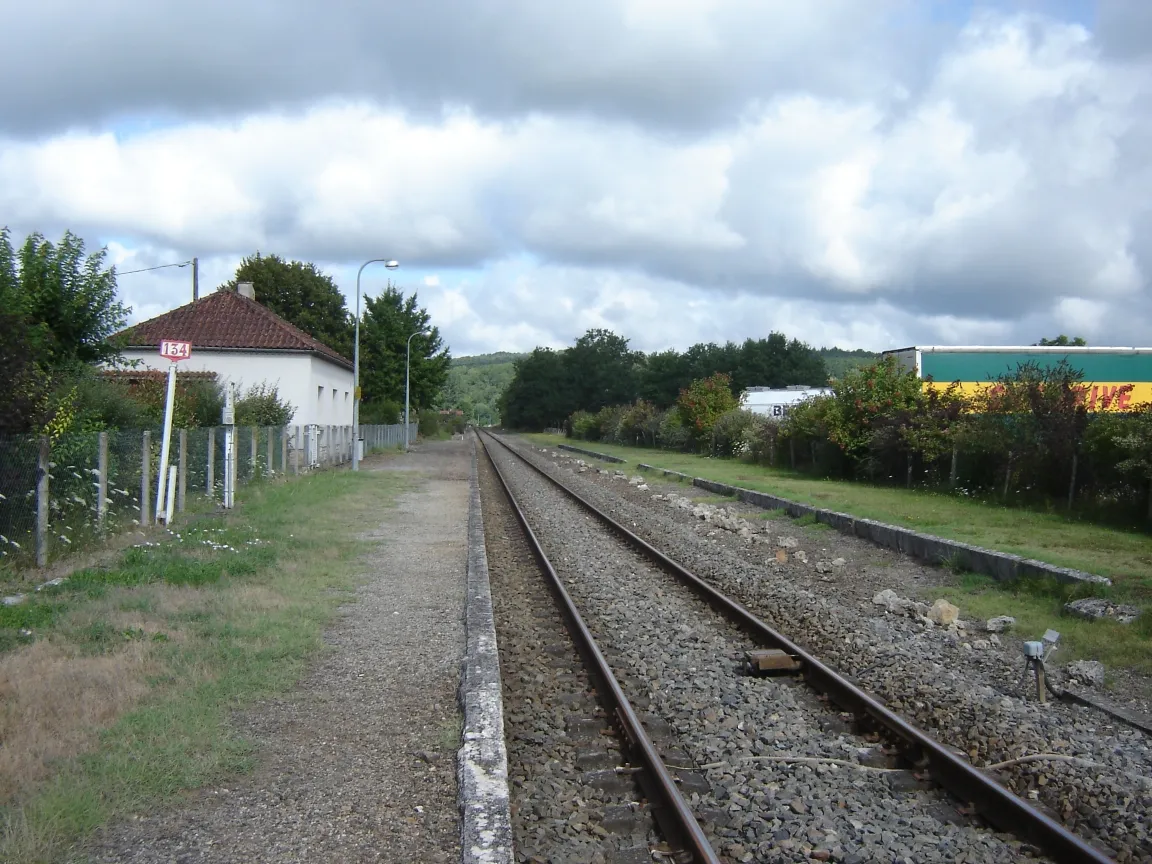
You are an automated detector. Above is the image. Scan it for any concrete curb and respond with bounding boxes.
[555,443,626,463]
[637,463,1110,588]
[458,438,515,863]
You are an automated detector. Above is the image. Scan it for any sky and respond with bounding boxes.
[3,0,1151,358]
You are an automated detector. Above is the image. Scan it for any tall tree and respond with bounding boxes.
[220,253,354,358]
[637,349,689,409]
[563,329,640,412]
[359,282,451,413]
[500,348,573,430]
[17,229,127,368]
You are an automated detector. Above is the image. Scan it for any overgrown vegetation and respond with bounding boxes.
[0,467,404,862]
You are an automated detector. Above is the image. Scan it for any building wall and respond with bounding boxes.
[117,349,354,427]
[881,347,1152,411]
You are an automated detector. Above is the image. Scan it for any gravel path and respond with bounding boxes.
[86,441,469,864]
[485,437,1046,864]
[479,448,662,864]
[514,439,1152,863]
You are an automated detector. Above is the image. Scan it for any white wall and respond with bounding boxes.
[117,349,353,427]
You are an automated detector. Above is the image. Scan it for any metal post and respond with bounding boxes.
[165,465,177,525]
[281,427,288,475]
[97,431,109,529]
[251,426,258,478]
[266,426,274,475]
[293,425,300,475]
[405,329,425,452]
[36,436,49,568]
[178,429,187,512]
[352,258,399,472]
[192,256,199,301]
[141,431,152,526]
[155,363,177,523]
[207,427,216,498]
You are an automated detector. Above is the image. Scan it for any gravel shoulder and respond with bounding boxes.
[512,438,1152,863]
[84,441,470,864]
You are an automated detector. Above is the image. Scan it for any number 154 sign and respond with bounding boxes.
[159,340,192,361]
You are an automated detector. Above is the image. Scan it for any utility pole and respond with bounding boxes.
[192,257,199,301]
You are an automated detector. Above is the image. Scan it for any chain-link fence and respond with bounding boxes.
[0,422,417,570]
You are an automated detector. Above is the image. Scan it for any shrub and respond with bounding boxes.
[361,399,401,425]
[677,373,739,451]
[711,408,757,457]
[741,414,780,465]
[657,409,691,451]
[568,410,599,440]
[618,400,658,446]
[417,408,440,437]
[234,383,295,427]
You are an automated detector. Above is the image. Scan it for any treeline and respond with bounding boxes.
[566,355,1152,525]
[499,329,828,430]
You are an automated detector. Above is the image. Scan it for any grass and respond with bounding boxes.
[0,467,405,862]
[529,433,1152,675]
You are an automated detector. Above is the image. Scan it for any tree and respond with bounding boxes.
[0,227,129,434]
[637,349,689,409]
[500,348,573,430]
[677,373,739,450]
[1035,335,1087,346]
[563,329,640,412]
[14,228,128,369]
[359,282,450,415]
[220,253,354,358]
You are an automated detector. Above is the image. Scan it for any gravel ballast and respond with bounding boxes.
[479,450,660,864]
[86,442,470,863]
[484,438,1055,864]
[515,440,1152,863]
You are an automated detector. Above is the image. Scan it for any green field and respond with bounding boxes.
[527,433,1152,674]
[1,467,405,862]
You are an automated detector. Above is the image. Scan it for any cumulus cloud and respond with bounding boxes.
[3,2,1152,356]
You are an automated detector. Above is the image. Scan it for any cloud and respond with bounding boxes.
[0,0,929,137]
[3,3,1152,359]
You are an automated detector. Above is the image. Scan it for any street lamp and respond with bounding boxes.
[405,329,428,452]
[352,258,399,471]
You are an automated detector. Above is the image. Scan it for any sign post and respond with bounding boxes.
[222,383,236,509]
[155,340,192,524]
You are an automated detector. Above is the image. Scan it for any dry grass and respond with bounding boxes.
[0,640,156,803]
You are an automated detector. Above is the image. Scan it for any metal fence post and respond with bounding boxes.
[281,427,288,475]
[178,429,187,513]
[266,426,274,474]
[293,425,300,475]
[250,426,258,478]
[207,427,216,497]
[36,436,49,568]
[141,430,152,526]
[97,431,109,529]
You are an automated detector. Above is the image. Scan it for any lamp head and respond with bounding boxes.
[385,260,400,269]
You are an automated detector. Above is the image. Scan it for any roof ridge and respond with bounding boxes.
[228,291,351,362]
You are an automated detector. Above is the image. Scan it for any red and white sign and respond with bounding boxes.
[159,340,193,361]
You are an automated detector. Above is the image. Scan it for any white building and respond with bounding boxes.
[113,283,354,428]
[740,385,832,420]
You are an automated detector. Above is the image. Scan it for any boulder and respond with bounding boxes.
[928,599,960,626]
[1064,597,1140,625]
[985,615,1016,633]
[872,588,912,615]
[1066,659,1106,687]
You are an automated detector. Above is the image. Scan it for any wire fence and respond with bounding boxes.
[0,422,417,571]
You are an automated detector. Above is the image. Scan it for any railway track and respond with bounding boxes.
[477,430,1116,864]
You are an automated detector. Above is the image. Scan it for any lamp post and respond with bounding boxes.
[405,329,428,452]
[352,258,399,471]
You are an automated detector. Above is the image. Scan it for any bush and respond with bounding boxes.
[568,410,599,440]
[677,373,739,451]
[657,409,691,451]
[361,399,401,425]
[617,400,658,446]
[235,383,295,426]
[708,408,757,458]
[741,414,780,465]
[417,409,440,437]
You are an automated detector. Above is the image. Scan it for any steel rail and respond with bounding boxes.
[478,435,722,864]
[482,431,1114,864]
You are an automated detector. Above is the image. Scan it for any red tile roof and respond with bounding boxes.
[116,289,351,369]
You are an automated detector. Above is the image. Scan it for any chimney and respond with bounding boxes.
[237,282,255,300]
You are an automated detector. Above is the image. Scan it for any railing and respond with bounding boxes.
[0,422,418,569]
